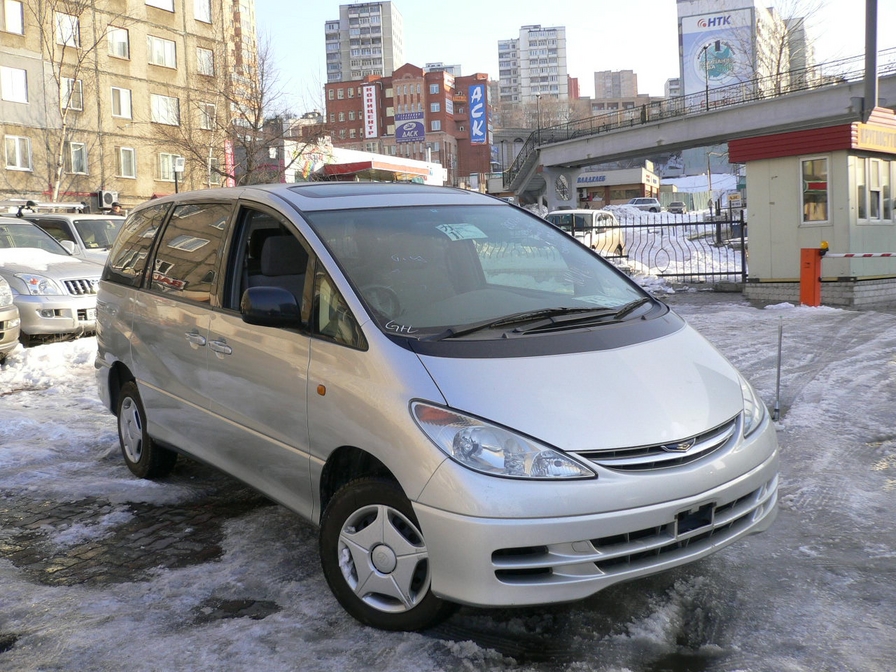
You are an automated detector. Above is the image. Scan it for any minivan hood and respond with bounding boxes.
[416,324,745,451]
[0,248,101,278]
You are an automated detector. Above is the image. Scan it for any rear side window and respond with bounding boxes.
[150,203,232,304]
[104,203,170,287]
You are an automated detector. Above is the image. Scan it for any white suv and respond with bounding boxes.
[626,197,663,212]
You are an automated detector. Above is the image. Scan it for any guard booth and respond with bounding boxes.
[731,107,896,308]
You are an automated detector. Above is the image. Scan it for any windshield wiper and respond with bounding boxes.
[512,297,654,334]
[422,307,606,341]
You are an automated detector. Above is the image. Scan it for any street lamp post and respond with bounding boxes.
[535,93,542,141]
[701,41,720,111]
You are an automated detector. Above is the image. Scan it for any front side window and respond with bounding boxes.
[111,86,132,118]
[66,141,87,173]
[801,157,829,224]
[0,66,27,103]
[108,27,129,59]
[196,47,214,76]
[4,135,30,170]
[147,35,177,68]
[104,203,170,287]
[151,94,180,125]
[118,146,136,178]
[150,203,231,303]
[55,12,79,47]
[61,78,82,110]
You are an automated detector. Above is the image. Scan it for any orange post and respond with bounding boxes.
[799,247,823,306]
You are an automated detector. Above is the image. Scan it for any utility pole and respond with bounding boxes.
[864,0,878,121]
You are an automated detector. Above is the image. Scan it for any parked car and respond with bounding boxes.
[668,201,688,214]
[626,197,663,212]
[0,276,21,363]
[545,209,624,257]
[24,213,125,264]
[0,217,102,345]
[95,184,779,631]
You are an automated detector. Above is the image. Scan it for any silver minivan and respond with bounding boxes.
[95,184,778,631]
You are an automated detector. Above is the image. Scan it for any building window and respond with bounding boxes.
[148,35,177,68]
[208,157,221,185]
[118,146,136,178]
[801,157,829,224]
[151,94,180,125]
[857,158,893,223]
[348,87,354,98]
[66,141,87,174]
[430,102,440,113]
[337,88,344,99]
[158,152,183,181]
[196,47,214,76]
[431,120,441,131]
[194,0,211,22]
[111,86,132,118]
[198,102,215,130]
[348,110,355,121]
[338,111,344,121]
[146,0,174,11]
[4,135,30,170]
[61,78,82,110]
[108,27,129,58]
[2,0,24,34]
[55,12,79,47]
[328,88,334,100]
[429,83,439,94]
[329,112,335,122]
[0,66,27,103]
[349,129,356,138]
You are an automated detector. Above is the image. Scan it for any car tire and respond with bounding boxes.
[117,381,177,479]
[649,207,658,213]
[319,477,456,631]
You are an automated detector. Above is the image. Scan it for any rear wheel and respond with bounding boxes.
[117,381,177,478]
[319,477,455,631]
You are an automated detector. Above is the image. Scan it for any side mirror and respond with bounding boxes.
[60,240,77,255]
[240,286,303,329]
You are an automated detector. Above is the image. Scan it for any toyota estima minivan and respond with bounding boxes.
[95,183,778,631]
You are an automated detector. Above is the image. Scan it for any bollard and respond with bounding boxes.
[799,242,828,306]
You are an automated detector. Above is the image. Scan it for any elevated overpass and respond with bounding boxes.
[507,50,896,208]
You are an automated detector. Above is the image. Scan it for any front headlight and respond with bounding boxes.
[740,375,767,437]
[412,402,596,480]
[14,273,62,296]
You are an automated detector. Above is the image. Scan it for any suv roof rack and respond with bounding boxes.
[0,200,87,217]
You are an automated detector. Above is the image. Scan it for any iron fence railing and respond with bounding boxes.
[602,212,748,284]
[506,48,896,189]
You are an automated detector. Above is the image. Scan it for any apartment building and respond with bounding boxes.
[323,63,492,188]
[497,24,568,104]
[1,0,246,208]
[325,1,404,83]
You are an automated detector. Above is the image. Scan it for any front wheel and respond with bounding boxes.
[117,381,177,479]
[319,477,455,631]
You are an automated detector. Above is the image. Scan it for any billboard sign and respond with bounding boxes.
[363,85,378,139]
[395,112,425,143]
[680,8,753,97]
[468,83,487,145]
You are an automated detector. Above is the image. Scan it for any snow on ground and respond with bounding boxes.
[2,294,896,671]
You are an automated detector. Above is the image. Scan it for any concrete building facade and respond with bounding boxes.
[497,24,568,104]
[325,1,404,83]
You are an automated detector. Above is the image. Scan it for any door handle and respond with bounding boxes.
[208,339,233,357]
[184,331,207,348]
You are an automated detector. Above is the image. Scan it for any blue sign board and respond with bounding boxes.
[468,83,487,145]
[395,112,425,143]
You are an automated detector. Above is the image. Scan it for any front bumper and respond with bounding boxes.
[414,448,778,608]
[0,304,21,354]
[14,294,97,336]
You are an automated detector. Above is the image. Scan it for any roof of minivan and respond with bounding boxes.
[135,183,504,214]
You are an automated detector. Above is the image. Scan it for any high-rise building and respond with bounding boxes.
[594,71,638,99]
[0,0,248,206]
[325,2,404,83]
[497,24,568,104]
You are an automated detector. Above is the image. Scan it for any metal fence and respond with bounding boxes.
[606,211,748,284]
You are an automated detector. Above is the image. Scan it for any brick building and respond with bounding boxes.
[324,63,492,188]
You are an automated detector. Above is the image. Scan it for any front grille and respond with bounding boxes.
[64,279,98,295]
[491,474,778,584]
[574,416,739,471]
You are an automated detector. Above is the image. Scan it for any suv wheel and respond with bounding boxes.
[117,381,177,478]
[319,477,456,631]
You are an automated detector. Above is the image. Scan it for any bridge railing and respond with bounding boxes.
[505,47,896,190]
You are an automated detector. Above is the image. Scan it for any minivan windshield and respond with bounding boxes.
[305,204,648,339]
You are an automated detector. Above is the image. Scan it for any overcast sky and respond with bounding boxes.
[255,0,896,111]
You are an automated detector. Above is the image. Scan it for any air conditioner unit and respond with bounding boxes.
[97,190,118,208]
